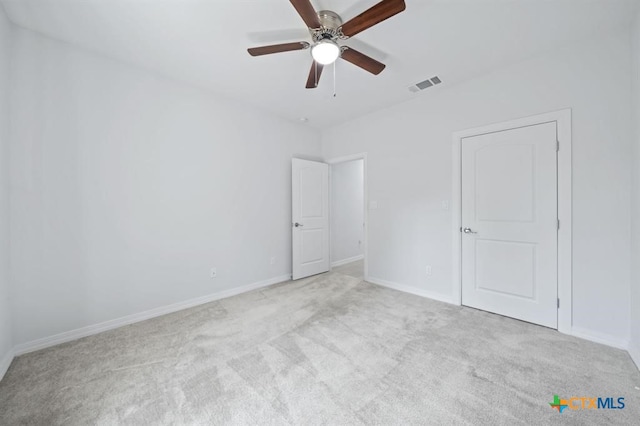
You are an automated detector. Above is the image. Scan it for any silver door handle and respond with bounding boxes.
[294,222,304,227]
[463,227,477,234]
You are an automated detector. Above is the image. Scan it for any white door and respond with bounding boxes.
[292,158,330,280]
[461,122,558,328]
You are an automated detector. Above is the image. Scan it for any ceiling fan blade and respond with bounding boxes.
[290,0,321,29]
[247,42,309,56]
[340,0,406,37]
[305,61,324,89]
[341,47,386,75]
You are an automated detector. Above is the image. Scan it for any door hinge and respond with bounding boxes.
[556,140,560,152]
[557,219,560,230]
[557,298,560,309]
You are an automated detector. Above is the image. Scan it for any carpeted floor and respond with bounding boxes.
[0,270,639,425]
[332,259,364,280]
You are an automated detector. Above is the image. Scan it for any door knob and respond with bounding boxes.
[463,227,477,234]
[294,222,304,227]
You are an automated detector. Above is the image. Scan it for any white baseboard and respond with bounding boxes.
[6,272,639,378]
[366,278,636,358]
[331,255,364,268]
[570,326,629,351]
[367,276,455,305]
[12,274,291,357]
[0,348,14,382]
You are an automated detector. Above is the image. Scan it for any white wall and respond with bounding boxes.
[0,5,13,375]
[3,11,638,366]
[322,29,633,346]
[9,28,321,346]
[630,10,640,369]
[331,159,364,264]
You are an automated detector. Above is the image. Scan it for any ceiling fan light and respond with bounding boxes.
[311,40,340,65]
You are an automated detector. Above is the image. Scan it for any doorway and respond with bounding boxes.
[328,154,367,281]
[462,122,558,328]
[452,110,572,333]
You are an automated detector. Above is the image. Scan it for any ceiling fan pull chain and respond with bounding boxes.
[333,61,337,97]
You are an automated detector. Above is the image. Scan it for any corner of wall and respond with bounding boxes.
[0,3,14,382]
[630,343,640,371]
[0,347,14,381]
[629,8,640,371]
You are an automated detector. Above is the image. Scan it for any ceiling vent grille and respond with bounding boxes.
[408,76,442,93]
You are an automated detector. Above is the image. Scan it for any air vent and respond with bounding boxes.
[408,76,442,93]
[416,79,433,90]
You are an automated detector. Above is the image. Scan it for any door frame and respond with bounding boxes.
[326,153,368,281]
[451,109,572,334]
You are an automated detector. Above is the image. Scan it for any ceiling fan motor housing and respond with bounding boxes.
[310,10,344,44]
[317,10,342,30]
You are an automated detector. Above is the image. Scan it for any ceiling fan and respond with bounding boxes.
[247,0,406,89]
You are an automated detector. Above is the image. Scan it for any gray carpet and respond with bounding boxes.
[332,259,364,280]
[0,271,639,425]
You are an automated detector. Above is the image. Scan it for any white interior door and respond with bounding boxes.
[292,158,329,280]
[461,122,558,328]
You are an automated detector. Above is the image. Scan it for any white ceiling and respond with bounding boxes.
[2,0,639,128]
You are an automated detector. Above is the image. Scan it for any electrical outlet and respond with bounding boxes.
[270,257,276,265]
[426,265,432,276]
[442,200,449,210]
[210,267,217,278]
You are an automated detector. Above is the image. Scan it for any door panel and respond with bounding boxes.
[461,122,558,328]
[301,229,324,263]
[300,168,324,217]
[475,240,536,299]
[475,145,535,222]
[292,159,329,280]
